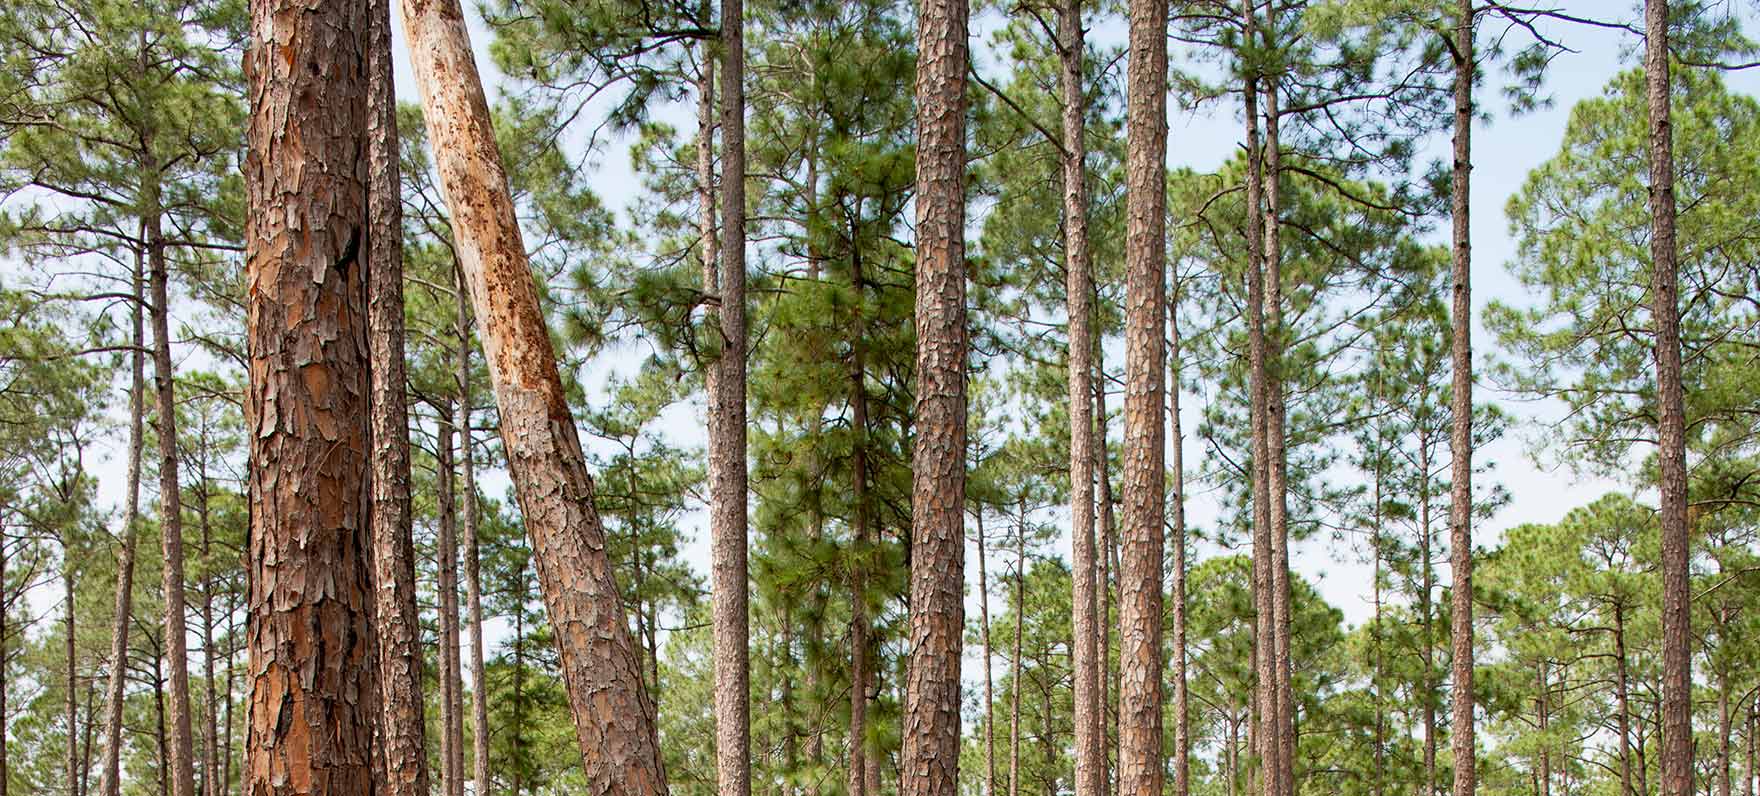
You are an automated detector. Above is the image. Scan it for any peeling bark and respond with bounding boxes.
[398,0,668,787]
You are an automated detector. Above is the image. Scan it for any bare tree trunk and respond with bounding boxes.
[146,153,198,796]
[1259,68,1294,796]
[1010,525,1024,796]
[1121,0,1168,794]
[195,456,219,796]
[1615,604,1635,796]
[1058,1,1103,795]
[1168,279,1189,796]
[977,511,996,796]
[1447,7,1478,796]
[1,507,9,796]
[1095,369,1117,796]
[1240,5,1274,793]
[398,0,669,787]
[901,0,969,792]
[711,0,752,794]
[1643,6,1692,796]
[437,406,465,796]
[367,0,432,787]
[67,564,80,796]
[98,256,147,796]
[1419,436,1436,796]
[848,220,872,796]
[242,0,378,787]
[458,297,490,796]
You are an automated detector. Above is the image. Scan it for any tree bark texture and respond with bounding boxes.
[901,0,968,793]
[1447,5,1478,796]
[1120,3,1168,796]
[242,0,378,788]
[398,0,669,788]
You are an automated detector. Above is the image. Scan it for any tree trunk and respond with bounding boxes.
[1121,0,1168,795]
[1720,672,1733,796]
[1615,603,1635,796]
[98,257,147,796]
[1644,6,1692,796]
[67,564,79,796]
[458,295,490,796]
[242,0,378,787]
[367,0,432,786]
[1420,435,1436,796]
[901,0,969,791]
[1447,7,1478,796]
[1240,6,1274,794]
[977,511,997,796]
[147,158,197,796]
[1059,2,1103,795]
[711,0,752,794]
[1,505,8,796]
[1259,69,1294,796]
[398,0,669,787]
[847,214,872,796]
[195,455,219,796]
[437,405,465,796]
[1095,367,1117,796]
[1010,523,1025,796]
[1168,278,1189,796]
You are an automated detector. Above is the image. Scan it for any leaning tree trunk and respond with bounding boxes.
[1058,2,1104,796]
[398,0,668,788]
[242,0,378,787]
[1644,6,1692,796]
[366,0,432,786]
[97,257,147,796]
[146,154,198,796]
[900,0,969,793]
[710,0,752,794]
[1447,5,1478,796]
[1120,2,1168,796]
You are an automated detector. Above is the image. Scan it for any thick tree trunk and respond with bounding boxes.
[458,300,490,796]
[1644,7,1692,796]
[1059,3,1103,796]
[147,168,197,796]
[1120,1,1168,796]
[399,0,669,787]
[98,260,147,796]
[901,0,968,792]
[1447,7,1478,796]
[366,0,432,788]
[711,0,752,794]
[242,0,378,787]
[1168,280,1189,796]
[440,406,467,796]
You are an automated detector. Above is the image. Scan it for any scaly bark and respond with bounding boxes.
[97,257,147,796]
[367,0,433,786]
[1240,5,1275,792]
[900,0,969,792]
[711,0,752,795]
[1259,69,1294,796]
[1059,2,1104,796]
[1121,1,1168,795]
[399,0,669,786]
[1447,5,1478,796]
[1643,6,1692,796]
[243,0,377,786]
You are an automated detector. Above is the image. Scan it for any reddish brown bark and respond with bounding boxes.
[366,0,432,784]
[1120,0,1168,795]
[1447,4,1478,796]
[242,0,378,787]
[1059,3,1103,796]
[710,0,751,794]
[900,0,968,792]
[398,0,668,788]
[1645,6,1692,796]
